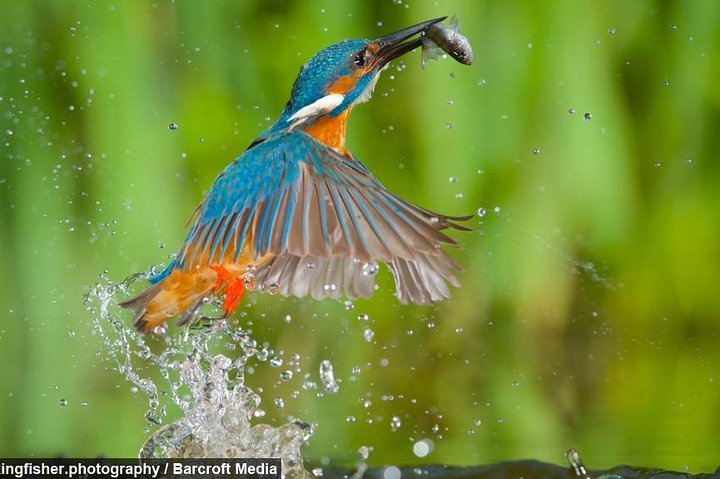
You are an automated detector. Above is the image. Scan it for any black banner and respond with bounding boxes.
[0,458,281,479]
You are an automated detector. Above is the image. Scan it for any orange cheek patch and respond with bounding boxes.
[327,74,360,95]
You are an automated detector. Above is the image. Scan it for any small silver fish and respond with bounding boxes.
[421,16,473,69]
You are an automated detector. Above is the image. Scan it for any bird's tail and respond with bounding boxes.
[118,268,217,333]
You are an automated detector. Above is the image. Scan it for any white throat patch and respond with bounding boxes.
[355,67,386,105]
[287,93,344,129]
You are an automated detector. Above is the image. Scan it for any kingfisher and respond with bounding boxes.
[120,17,472,333]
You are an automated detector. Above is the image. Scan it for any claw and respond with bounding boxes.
[210,264,234,293]
[209,265,246,316]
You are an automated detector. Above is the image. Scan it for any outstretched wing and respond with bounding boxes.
[176,130,470,304]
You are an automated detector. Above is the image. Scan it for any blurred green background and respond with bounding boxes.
[1,0,719,473]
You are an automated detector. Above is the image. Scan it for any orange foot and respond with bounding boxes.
[209,265,246,317]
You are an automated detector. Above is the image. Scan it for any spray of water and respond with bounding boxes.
[84,270,312,478]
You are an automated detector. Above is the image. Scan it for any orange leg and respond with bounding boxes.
[209,265,246,316]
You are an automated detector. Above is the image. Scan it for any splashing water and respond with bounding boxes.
[319,360,339,394]
[84,270,312,478]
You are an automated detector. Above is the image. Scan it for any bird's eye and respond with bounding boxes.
[353,50,366,67]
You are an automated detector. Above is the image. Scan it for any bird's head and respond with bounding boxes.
[279,17,446,130]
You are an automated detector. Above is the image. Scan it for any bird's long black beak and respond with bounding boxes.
[372,17,446,69]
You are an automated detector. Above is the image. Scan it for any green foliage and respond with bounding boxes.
[1,0,719,472]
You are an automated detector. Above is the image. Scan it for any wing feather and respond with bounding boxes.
[173,130,468,304]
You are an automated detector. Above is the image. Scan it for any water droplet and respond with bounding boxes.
[322,283,337,292]
[477,208,487,217]
[390,416,401,431]
[532,148,540,155]
[312,468,324,477]
[256,346,271,362]
[583,112,592,121]
[445,122,452,129]
[358,313,369,322]
[244,273,256,290]
[168,122,178,130]
[58,399,68,406]
[267,283,279,295]
[280,370,293,381]
[493,206,501,213]
[273,397,285,408]
[269,357,283,367]
[344,300,355,311]
[358,445,371,460]
[512,381,520,388]
[363,328,375,342]
[669,23,678,31]
[413,439,434,458]
[448,176,457,183]
[81,401,88,408]
[383,466,401,479]
[319,360,339,394]
[568,108,576,115]
[663,80,671,87]
[346,415,356,423]
[608,27,617,35]
[362,261,378,276]
[565,449,589,478]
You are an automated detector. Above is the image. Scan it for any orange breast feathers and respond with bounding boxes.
[301,75,360,154]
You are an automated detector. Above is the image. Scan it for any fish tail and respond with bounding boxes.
[119,268,216,334]
[420,36,442,69]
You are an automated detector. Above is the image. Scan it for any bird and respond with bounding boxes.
[120,17,472,333]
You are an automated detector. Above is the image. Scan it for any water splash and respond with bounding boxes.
[319,360,339,394]
[84,270,312,478]
[566,448,591,479]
